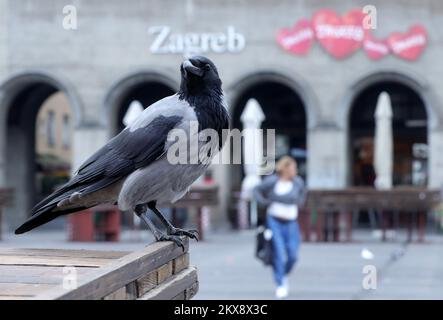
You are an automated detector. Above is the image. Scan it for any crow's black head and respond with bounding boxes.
[179,56,222,102]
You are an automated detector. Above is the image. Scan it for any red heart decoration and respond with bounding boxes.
[363,32,390,60]
[312,9,365,59]
[387,25,427,61]
[276,19,314,55]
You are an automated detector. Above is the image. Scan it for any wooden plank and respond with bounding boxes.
[0,255,115,267]
[185,281,199,300]
[103,286,127,300]
[0,248,128,259]
[0,295,34,300]
[136,270,157,296]
[173,253,189,274]
[136,258,184,297]
[0,265,97,285]
[172,291,186,300]
[157,261,173,284]
[0,283,56,297]
[35,238,189,300]
[125,282,138,300]
[138,267,198,300]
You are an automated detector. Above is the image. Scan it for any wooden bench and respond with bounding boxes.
[171,184,219,240]
[68,204,121,242]
[68,186,218,242]
[0,238,198,300]
[305,188,441,242]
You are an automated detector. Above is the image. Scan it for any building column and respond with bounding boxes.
[307,124,348,189]
[429,128,443,188]
[2,126,35,231]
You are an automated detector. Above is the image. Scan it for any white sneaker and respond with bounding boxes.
[282,277,289,293]
[275,286,288,299]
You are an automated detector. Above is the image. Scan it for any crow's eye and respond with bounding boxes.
[204,64,211,71]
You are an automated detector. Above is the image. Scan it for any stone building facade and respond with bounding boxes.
[1,0,442,229]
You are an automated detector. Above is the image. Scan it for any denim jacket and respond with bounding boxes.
[253,174,307,208]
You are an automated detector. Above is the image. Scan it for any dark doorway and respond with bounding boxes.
[5,82,73,227]
[232,80,307,187]
[350,81,427,187]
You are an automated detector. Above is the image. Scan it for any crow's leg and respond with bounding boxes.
[147,201,199,241]
[134,204,185,250]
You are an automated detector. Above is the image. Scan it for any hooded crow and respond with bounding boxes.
[15,56,230,249]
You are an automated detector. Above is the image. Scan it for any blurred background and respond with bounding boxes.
[0,0,442,299]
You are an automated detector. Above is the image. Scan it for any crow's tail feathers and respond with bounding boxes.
[14,181,90,234]
[14,204,89,234]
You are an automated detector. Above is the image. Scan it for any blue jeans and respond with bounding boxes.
[267,215,300,286]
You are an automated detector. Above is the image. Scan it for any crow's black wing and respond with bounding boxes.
[74,115,182,193]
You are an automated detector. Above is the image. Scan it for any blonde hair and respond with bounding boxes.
[275,156,296,176]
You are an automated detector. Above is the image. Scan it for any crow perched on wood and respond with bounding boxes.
[15,56,230,249]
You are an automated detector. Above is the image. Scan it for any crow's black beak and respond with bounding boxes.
[182,59,204,77]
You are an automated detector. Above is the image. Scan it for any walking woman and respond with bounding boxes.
[253,156,306,299]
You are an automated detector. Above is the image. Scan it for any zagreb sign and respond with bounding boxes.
[149,26,246,54]
[276,8,428,61]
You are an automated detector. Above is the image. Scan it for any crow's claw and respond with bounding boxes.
[168,228,199,241]
[158,234,185,251]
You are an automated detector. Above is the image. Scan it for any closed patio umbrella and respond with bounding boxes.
[374,91,393,189]
[123,100,144,126]
[239,98,265,228]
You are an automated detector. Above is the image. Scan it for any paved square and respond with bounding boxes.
[1,228,442,299]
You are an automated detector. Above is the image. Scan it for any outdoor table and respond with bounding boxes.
[170,184,219,241]
[0,188,14,240]
[67,185,218,242]
[68,204,121,242]
[0,238,197,300]
[305,187,441,243]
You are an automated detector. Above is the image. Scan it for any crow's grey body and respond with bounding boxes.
[118,94,214,209]
[15,56,229,238]
[119,156,209,209]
